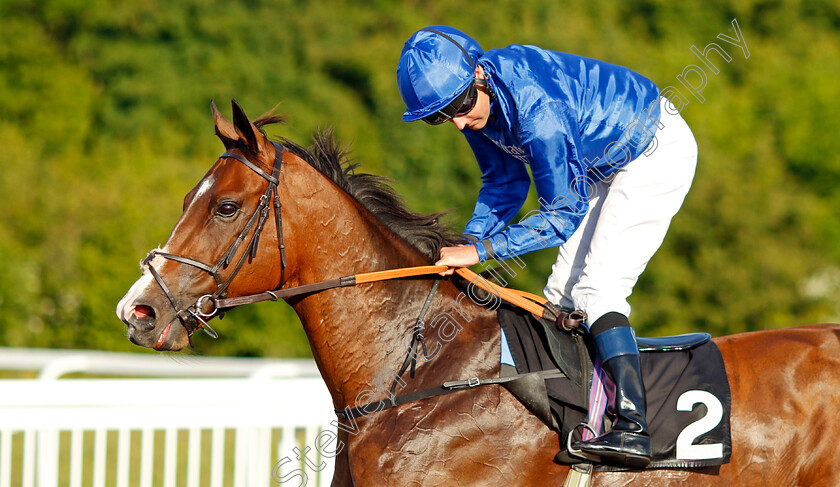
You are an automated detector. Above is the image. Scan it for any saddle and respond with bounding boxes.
[496,304,732,471]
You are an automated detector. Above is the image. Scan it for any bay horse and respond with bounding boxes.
[117,101,840,486]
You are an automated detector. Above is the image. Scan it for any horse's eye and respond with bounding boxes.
[216,202,239,218]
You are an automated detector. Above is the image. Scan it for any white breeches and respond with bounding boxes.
[544,97,698,324]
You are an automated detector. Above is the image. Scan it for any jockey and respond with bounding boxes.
[396,25,697,468]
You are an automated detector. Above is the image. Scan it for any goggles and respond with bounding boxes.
[421,81,479,125]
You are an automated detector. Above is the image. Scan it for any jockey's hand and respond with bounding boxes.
[435,245,480,276]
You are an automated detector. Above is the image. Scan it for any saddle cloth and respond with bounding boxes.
[497,305,732,470]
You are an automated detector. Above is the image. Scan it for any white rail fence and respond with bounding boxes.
[0,348,337,487]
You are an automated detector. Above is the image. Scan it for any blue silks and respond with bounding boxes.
[465,45,662,261]
[397,26,662,261]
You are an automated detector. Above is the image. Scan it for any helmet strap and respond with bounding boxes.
[420,28,476,70]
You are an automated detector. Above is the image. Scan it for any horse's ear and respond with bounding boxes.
[231,99,269,156]
[211,100,238,149]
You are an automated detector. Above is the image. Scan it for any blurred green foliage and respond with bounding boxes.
[1,0,839,357]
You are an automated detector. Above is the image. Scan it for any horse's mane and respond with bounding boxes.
[254,115,462,261]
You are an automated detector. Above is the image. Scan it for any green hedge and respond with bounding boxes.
[1,0,839,356]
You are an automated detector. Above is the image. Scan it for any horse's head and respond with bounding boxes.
[116,101,288,351]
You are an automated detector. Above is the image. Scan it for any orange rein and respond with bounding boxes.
[212,264,550,318]
[353,264,549,317]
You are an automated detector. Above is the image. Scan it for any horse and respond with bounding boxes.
[117,100,840,486]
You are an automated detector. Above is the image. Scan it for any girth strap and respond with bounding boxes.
[335,369,566,421]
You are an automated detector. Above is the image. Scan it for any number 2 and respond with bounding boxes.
[675,390,724,460]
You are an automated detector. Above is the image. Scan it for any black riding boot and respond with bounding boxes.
[572,313,651,468]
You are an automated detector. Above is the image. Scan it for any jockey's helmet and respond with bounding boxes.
[397,26,484,122]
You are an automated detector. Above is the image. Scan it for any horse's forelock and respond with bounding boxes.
[254,113,287,128]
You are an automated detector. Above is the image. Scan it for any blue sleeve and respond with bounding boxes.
[461,128,531,242]
[480,101,589,261]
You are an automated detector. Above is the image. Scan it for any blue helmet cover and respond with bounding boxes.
[397,26,484,121]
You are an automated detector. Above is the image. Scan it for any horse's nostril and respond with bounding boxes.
[133,305,156,324]
[134,305,153,319]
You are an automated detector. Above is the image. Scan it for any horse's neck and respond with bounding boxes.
[287,194,498,409]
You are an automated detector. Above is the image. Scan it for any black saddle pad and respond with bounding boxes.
[497,305,732,470]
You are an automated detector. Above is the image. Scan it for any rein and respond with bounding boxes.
[209,265,549,315]
[207,266,553,319]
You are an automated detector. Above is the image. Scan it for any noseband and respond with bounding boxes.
[141,142,287,344]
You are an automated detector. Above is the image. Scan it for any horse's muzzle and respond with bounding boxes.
[119,299,190,351]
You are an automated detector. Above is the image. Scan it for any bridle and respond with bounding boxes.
[139,140,555,347]
[141,141,287,344]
